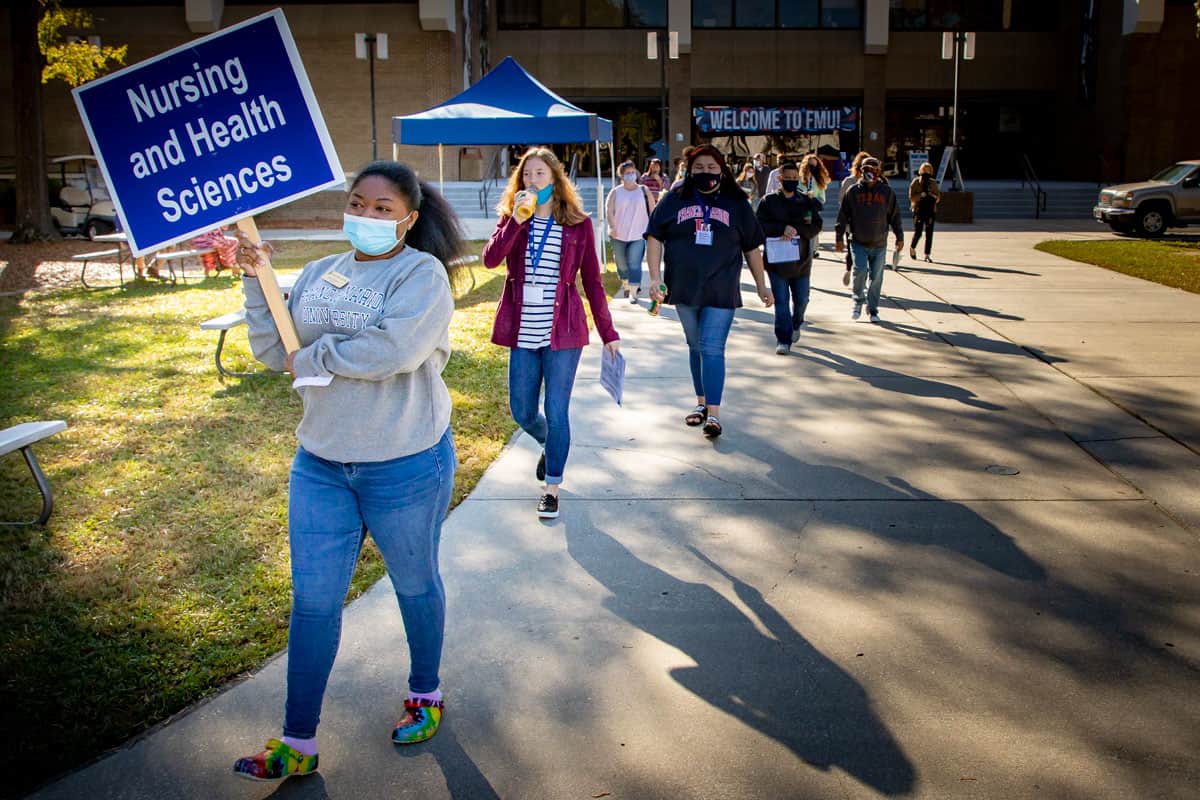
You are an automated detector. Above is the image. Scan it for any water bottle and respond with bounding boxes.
[514,191,536,223]
[648,284,668,316]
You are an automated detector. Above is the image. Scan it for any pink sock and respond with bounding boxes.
[281,735,318,756]
[408,688,443,704]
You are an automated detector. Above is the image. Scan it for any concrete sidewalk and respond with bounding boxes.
[30,224,1200,799]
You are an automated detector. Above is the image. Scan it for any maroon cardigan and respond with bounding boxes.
[482,213,620,350]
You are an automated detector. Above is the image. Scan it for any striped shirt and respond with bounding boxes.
[517,215,562,349]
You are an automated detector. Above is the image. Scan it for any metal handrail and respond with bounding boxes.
[478,147,507,214]
[1020,152,1048,219]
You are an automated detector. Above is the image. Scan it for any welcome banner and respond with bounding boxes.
[694,106,858,135]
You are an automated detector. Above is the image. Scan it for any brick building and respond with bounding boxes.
[2,0,1198,192]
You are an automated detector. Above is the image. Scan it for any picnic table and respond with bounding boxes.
[1,421,67,526]
[76,232,235,288]
[199,272,299,378]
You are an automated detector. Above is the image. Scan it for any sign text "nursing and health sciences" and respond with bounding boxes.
[73,9,342,256]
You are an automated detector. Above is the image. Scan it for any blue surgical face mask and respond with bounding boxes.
[343,211,413,256]
[535,183,554,205]
[622,173,638,184]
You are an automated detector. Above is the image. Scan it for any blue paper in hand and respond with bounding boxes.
[599,349,626,406]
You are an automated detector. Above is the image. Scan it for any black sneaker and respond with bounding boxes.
[535,451,546,482]
[537,493,559,519]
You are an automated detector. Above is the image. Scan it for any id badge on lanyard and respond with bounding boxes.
[526,219,556,302]
[694,199,714,246]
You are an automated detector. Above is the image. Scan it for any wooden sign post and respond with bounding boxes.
[236,217,301,353]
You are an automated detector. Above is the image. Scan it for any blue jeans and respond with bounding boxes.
[850,241,887,315]
[674,304,736,407]
[767,271,811,344]
[508,345,582,485]
[284,429,456,739]
[610,238,645,287]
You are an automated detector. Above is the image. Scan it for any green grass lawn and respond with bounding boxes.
[1034,238,1200,294]
[0,238,619,795]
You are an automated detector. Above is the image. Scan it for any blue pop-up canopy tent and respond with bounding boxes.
[392,57,615,258]
[392,57,612,146]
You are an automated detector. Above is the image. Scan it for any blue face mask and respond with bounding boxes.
[343,211,413,256]
[535,183,554,205]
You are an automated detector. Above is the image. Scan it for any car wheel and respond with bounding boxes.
[1134,205,1168,238]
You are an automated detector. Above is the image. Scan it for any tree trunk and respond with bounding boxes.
[10,0,58,243]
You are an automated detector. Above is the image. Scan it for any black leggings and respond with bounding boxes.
[911,215,935,255]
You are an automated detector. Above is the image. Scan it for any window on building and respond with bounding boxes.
[779,1,819,28]
[585,0,623,26]
[628,0,667,26]
[735,0,774,27]
[821,0,861,28]
[693,0,733,28]
[498,0,666,27]
[889,0,1056,31]
[694,0,861,28]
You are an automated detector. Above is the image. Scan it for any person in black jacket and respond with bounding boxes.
[756,162,823,354]
[835,158,903,323]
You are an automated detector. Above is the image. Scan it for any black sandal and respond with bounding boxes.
[684,405,707,426]
[702,416,723,438]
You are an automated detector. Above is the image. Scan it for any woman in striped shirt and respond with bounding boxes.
[483,148,621,519]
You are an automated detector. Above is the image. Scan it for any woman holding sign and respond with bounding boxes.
[483,147,620,520]
[232,161,466,782]
[645,144,772,439]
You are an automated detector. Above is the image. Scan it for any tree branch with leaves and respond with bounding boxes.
[9,0,126,243]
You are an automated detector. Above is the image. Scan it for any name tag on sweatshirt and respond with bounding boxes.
[322,270,350,288]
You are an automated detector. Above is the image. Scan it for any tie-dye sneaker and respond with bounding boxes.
[232,738,318,782]
[392,697,444,744]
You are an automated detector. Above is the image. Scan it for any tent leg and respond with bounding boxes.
[392,143,398,162]
[439,144,444,194]
[594,140,604,267]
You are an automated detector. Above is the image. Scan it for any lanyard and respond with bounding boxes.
[696,196,713,228]
[527,217,555,282]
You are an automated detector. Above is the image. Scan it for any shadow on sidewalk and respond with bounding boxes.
[903,262,1041,277]
[565,524,917,796]
[261,772,329,799]
[888,296,1024,321]
[795,346,1006,411]
[392,725,502,800]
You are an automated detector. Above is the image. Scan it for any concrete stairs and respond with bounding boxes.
[259,178,1103,238]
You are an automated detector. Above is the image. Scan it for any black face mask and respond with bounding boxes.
[692,173,721,193]
[781,179,800,193]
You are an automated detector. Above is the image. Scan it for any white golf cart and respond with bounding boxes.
[49,155,117,240]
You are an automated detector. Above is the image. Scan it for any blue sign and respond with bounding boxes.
[73,9,342,256]
[694,106,858,135]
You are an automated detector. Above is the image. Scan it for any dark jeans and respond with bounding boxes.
[767,271,811,344]
[911,215,935,255]
[284,431,456,739]
[508,345,583,485]
[674,304,736,407]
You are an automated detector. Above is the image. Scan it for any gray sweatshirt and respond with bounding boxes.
[242,246,454,463]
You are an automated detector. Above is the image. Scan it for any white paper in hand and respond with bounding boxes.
[599,349,626,406]
[765,236,801,263]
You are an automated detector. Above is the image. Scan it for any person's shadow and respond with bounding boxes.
[797,345,1006,411]
[565,526,917,796]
